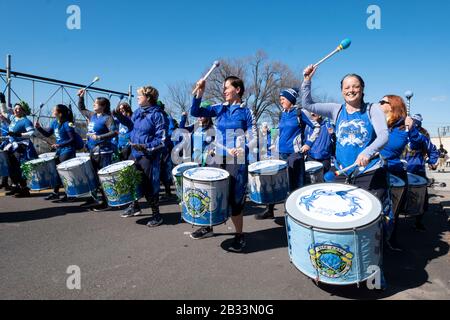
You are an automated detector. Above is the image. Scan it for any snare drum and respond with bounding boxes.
[182,167,230,226]
[0,150,9,177]
[285,183,382,285]
[172,162,199,201]
[389,174,406,215]
[97,160,143,207]
[405,173,428,216]
[248,160,289,204]
[76,153,90,158]
[22,157,59,191]
[305,161,324,185]
[56,157,98,197]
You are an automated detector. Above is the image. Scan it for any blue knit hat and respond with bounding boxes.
[280,88,299,105]
[411,114,423,127]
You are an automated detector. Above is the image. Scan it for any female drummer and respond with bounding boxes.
[0,96,38,198]
[120,86,166,225]
[179,104,215,165]
[379,95,421,250]
[35,104,77,201]
[189,76,256,252]
[78,89,117,211]
[112,102,133,161]
[301,66,389,195]
[255,88,320,220]
[404,114,439,231]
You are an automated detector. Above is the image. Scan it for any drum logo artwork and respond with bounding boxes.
[183,188,212,219]
[308,243,354,278]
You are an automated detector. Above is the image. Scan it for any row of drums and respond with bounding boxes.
[171,159,429,286]
[0,151,143,207]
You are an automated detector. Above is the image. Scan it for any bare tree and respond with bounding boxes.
[201,50,301,124]
[165,81,193,118]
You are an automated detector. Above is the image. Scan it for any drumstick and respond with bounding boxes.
[192,61,220,95]
[35,103,45,123]
[83,76,100,91]
[313,38,352,68]
[324,153,380,182]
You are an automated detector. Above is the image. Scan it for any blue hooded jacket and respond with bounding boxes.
[130,105,166,159]
[404,125,439,175]
[305,119,333,160]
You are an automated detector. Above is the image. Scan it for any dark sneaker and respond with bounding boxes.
[53,195,69,203]
[255,209,274,220]
[146,215,163,227]
[228,234,246,253]
[190,227,214,240]
[386,240,402,252]
[14,188,31,198]
[45,192,60,200]
[121,203,142,218]
[5,187,20,196]
[90,202,110,212]
[80,198,98,208]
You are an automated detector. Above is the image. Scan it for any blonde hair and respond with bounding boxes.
[137,86,159,105]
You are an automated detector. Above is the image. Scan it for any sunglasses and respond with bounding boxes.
[379,100,390,105]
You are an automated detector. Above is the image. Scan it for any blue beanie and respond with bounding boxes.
[411,114,423,127]
[280,88,299,105]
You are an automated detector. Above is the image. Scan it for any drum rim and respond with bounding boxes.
[389,174,406,187]
[304,160,324,173]
[248,159,288,173]
[56,157,90,170]
[407,172,428,186]
[285,182,382,230]
[98,160,135,175]
[27,157,55,164]
[182,167,230,181]
[171,162,199,177]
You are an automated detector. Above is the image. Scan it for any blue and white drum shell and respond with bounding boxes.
[248,160,289,204]
[389,174,406,214]
[285,183,382,285]
[0,150,9,177]
[38,152,57,159]
[305,161,324,185]
[25,157,59,191]
[405,173,428,216]
[172,162,199,201]
[57,157,98,198]
[182,167,230,226]
[97,160,143,207]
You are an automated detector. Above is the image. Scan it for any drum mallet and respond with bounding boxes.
[324,153,379,182]
[192,61,220,95]
[312,39,352,68]
[83,76,100,91]
[35,103,45,123]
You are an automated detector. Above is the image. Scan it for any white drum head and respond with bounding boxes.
[407,173,428,186]
[76,153,90,158]
[38,153,56,159]
[172,162,199,177]
[183,167,230,181]
[305,161,323,173]
[27,158,48,165]
[390,174,405,187]
[57,157,89,170]
[248,160,287,174]
[98,160,135,175]
[285,183,382,230]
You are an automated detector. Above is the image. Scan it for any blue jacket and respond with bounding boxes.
[38,120,76,156]
[113,115,133,149]
[404,126,439,175]
[130,105,166,159]
[278,107,320,154]
[380,118,421,174]
[305,119,333,160]
[190,97,255,157]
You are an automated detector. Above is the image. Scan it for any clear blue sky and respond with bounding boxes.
[2,0,450,136]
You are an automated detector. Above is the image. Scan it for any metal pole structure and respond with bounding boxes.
[6,54,11,108]
[32,80,35,124]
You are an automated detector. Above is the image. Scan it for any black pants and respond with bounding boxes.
[119,145,131,162]
[389,169,408,243]
[280,152,306,193]
[334,167,388,200]
[7,145,28,189]
[132,155,161,216]
[54,152,76,193]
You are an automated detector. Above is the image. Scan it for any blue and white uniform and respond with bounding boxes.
[190,97,256,214]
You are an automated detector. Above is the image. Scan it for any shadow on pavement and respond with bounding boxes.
[0,205,88,223]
